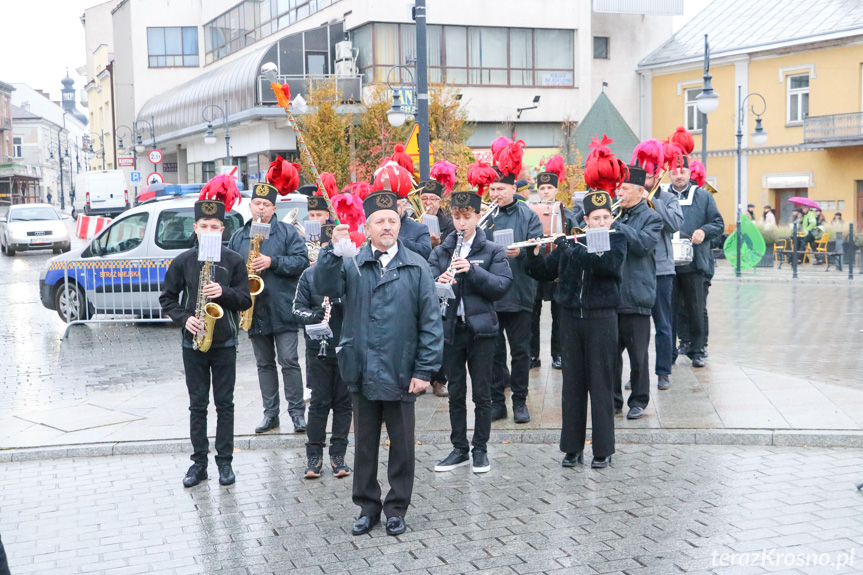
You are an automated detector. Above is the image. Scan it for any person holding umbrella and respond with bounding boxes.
[788,197,820,262]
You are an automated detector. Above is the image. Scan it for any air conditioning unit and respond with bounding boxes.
[335,60,358,76]
[335,40,358,63]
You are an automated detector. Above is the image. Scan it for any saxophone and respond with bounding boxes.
[239,218,266,331]
[192,259,224,352]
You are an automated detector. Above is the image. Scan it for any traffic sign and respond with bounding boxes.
[130,171,142,183]
[148,149,163,164]
[403,124,435,166]
[147,172,164,185]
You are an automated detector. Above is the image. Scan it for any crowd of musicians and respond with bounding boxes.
[159,127,723,537]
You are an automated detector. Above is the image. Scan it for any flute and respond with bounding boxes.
[507,230,618,250]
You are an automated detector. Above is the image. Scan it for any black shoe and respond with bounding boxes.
[471,451,490,474]
[182,464,207,488]
[292,414,307,433]
[552,357,562,370]
[614,407,623,416]
[385,516,407,536]
[352,514,380,536]
[255,416,280,434]
[490,403,507,421]
[691,357,706,368]
[434,448,470,472]
[626,406,646,420]
[591,455,612,469]
[624,380,631,390]
[513,404,531,424]
[657,375,670,390]
[562,452,583,467]
[529,356,542,369]
[677,343,691,356]
[702,347,709,358]
[331,455,351,478]
[218,463,235,485]
[305,455,322,479]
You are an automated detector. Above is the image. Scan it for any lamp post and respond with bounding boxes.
[386,60,430,180]
[694,34,719,169]
[116,124,137,171]
[735,87,768,277]
[203,99,231,166]
[87,130,106,170]
[50,129,71,209]
[133,117,157,170]
[414,0,430,182]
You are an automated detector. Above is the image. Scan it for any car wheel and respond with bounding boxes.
[71,208,78,220]
[62,242,72,253]
[53,247,62,254]
[4,245,14,256]
[54,283,88,323]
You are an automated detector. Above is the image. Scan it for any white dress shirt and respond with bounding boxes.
[373,243,399,272]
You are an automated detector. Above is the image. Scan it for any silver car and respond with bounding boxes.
[1,203,72,256]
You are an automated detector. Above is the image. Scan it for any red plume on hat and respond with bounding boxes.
[372,162,413,197]
[317,172,339,199]
[490,136,509,165]
[387,143,415,174]
[342,181,373,200]
[631,139,664,177]
[331,192,365,232]
[669,126,695,155]
[584,135,628,197]
[662,141,685,172]
[544,155,566,184]
[200,174,241,212]
[467,160,498,196]
[266,155,302,195]
[689,160,707,187]
[430,160,458,194]
[497,139,525,179]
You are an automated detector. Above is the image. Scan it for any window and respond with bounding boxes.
[593,36,609,59]
[685,87,703,132]
[13,136,22,158]
[203,161,216,183]
[93,213,149,255]
[147,26,199,67]
[788,74,809,124]
[155,207,244,251]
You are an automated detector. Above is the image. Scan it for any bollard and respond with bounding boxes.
[846,223,855,280]
[792,222,798,279]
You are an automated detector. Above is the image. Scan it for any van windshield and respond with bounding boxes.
[11,207,60,221]
[155,207,245,250]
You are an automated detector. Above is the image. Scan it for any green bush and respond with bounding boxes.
[756,224,792,245]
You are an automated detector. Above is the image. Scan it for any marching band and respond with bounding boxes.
[159,126,721,535]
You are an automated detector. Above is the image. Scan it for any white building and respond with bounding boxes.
[94,0,678,187]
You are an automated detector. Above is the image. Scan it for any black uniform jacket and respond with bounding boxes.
[292,266,344,358]
[616,200,663,315]
[399,213,433,259]
[484,199,544,313]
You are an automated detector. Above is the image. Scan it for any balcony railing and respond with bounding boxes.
[258,74,363,107]
[803,111,863,144]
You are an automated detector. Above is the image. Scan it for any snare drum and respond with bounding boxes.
[672,238,694,265]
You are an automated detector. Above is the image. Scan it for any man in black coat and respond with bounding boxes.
[486,168,543,424]
[612,166,663,420]
[160,194,252,488]
[418,179,456,246]
[526,190,626,469]
[314,189,442,537]
[229,183,310,434]
[428,191,513,474]
[667,158,724,367]
[396,197,433,259]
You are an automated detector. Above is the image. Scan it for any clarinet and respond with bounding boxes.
[439,231,465,316]
[317,297,332,359]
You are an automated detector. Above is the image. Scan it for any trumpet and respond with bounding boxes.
[478,201,499,231]
[506,230,618,250]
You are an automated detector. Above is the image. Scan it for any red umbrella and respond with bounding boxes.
[788,196,821,210]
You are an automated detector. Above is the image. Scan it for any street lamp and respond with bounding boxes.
[88,130,106,170]
[734,87,768,277]
[202,99,231,165]
[51,130,72,210]
[694,34,719,169]
[386,88,410,128]
[133,117,156,155]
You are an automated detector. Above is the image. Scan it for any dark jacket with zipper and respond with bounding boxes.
[228,219,309,335]
[484,199,543,313]
[616,200,663,315]
[292,266,343,358]
[159,246,252,349]
[313,239,443,402]
[428,230,513,344]
[525,231,627,318]
[667,183,725,277]
[399,213,433,259]
[435,210,456,241]
[535,203,581,301]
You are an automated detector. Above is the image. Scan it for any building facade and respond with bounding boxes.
[639,0,863,232]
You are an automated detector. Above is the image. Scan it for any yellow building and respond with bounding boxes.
[84,44,116,171]
[638,1,863,232]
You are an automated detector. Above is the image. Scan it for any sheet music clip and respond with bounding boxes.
[305,322,333,340]
[435,282,455,300]
[493,228,514,248]
[250,221,271,240]
[304,220,322,242]
[198,232,222,262]
[586,228,611,254]
[422,214,440,236]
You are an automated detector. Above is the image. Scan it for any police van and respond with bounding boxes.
[40,192,308,323]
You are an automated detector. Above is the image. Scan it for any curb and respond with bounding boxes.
[4,428,863,462]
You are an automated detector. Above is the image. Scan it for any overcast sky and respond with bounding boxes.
[1,0,712,103]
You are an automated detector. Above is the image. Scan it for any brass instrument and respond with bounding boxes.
[478,201,499,231]
[239,217,266,332]
[436,230,465,315]
[407,188,427,222]
[285,207,306,237]
[192,259,224,352]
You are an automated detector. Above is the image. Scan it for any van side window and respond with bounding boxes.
[156,208,245,250]
[93,213,149,255]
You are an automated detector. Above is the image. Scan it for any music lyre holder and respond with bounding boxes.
[304,220,321,243]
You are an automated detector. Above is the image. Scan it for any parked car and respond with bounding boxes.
[1,203,72,256]
[39,196,252,323]
[74,170,130,218]
[135,182,245,205]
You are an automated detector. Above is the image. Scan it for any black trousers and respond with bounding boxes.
[0,532,9,575]
[182,346,236,467]
[676,276,710,351]
[652,275,674,376]
[492,310,532,406]
[443,323,496,453]
[613,314,651,410]
[559,309,617,458]
[530,297,562,360]
[671,272,706,360]
[352,393,415,519]
[305,352,352,458]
